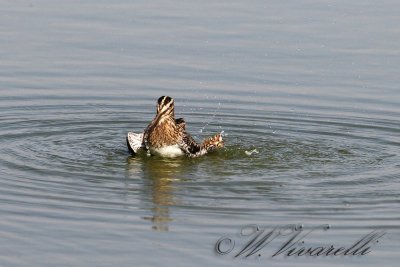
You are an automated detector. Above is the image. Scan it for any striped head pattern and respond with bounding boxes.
[156,96,175,117]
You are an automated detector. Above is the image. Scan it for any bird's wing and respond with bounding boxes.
[175,118,186,130]
[178,132,201,156]
[127,132,145,154]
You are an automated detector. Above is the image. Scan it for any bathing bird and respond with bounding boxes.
[127,96,224,158]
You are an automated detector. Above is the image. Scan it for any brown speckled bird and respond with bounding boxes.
[127,96,224,158]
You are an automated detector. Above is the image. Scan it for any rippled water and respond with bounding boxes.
[1,1,399,266]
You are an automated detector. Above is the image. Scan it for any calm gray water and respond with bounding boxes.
[0,1,399,266]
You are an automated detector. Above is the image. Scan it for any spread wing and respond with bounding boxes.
[178,132,201,156]
[127,132,145,155]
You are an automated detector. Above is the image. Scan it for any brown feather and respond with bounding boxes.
[143,96,224,157]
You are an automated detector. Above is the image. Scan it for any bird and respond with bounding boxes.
[127,96,224,158]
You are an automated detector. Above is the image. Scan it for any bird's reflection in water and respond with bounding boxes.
[126,155,188,231]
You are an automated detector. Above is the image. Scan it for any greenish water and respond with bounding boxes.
[0,1,399,266]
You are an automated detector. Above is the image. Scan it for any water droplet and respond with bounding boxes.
[245,149,259,156]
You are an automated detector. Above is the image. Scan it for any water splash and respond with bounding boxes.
[199,102,221,134]
[245,149,259,156]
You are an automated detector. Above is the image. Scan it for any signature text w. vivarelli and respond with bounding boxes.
[215,224,385,259]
